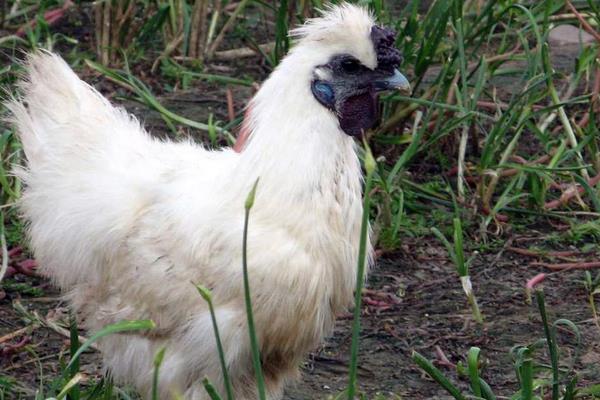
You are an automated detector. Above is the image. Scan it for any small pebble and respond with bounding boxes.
[549,25,595,46]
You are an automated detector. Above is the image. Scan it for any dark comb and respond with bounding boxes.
[370,26,402,72]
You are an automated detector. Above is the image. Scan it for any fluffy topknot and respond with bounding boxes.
[290,3,374,42]
[289,3,378,68]
[289,3,400,71]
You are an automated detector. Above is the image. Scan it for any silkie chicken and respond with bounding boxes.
[7,4,409,399]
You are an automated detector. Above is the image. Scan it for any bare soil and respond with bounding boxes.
[288,242,600,399]
[2,234,600,399]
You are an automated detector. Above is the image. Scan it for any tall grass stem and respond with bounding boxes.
[196,284,235,400]
[68,312,81,400]
[242,178,266,400]
[347,141,375,399]
[536,290,559,400]
[152,347,166,400]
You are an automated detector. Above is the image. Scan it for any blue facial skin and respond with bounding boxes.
[310,47,408,137]
[311,80,335,110]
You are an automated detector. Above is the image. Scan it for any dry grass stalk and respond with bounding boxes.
[100,1,111,64]
[0,325,39,345]
[566,0,600,42]
[92,0,300,64]
[226,87,235,122]
[155,0,228,61]
[544,172,600,210]
[206,0,251,59]
[213,42,275,60]
[151,33,184,73]
[189,0,208,59]
[94,0,140,65]
[531,261,600,271]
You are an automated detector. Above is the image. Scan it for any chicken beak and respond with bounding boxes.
[374,69,411,93]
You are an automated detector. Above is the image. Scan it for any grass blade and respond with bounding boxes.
[55,373,83,400]
[536,290,559,400]
[412,351,467,400]
[242,178,266,400]
[467,347,482,397]
[68,313,81,400]
[85,60,234,142]
[347,141,376,399]
[195,284,234,400]
[65,320,155,371]
[152,347,166,400]
[202,378,224,400]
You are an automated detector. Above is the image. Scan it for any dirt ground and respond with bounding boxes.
[288,244,600,399]
[2,233,600,399]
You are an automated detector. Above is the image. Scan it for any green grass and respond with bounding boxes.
[412,289,595,400]
[240,178,266,400]
[347,142,376,400]
[1,0,600,398]
[431,216,484,324]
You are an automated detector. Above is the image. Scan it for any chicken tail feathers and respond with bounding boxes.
[5,52,156,288]
[6,51,143,168]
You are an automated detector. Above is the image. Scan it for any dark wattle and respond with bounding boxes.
[338,89,378,137]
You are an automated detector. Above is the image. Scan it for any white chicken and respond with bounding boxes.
[7,4,409,399]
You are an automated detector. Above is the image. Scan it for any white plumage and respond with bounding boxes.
[5,4,400,399]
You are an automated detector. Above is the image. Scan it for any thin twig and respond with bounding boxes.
[499,154,552,177]
[565,1,600,43]
[213,42,275,61]
[0,225,8,284]
[226,88,235,122]
[548,12,598,23]
[531,261,600,271]
[151,33,184,73]
[434,345,455,369]
[0,325,39,345]
[544,172,600,210]
[507,246,591,258]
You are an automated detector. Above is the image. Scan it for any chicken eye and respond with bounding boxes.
[341,58,361,74]
[311,80,335,109]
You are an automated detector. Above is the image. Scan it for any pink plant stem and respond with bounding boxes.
[526,273,546,290]
[16,0,73,37]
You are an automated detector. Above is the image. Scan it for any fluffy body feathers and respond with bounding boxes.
[7,4,377,399]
